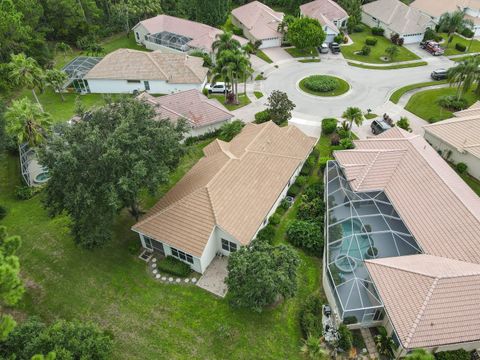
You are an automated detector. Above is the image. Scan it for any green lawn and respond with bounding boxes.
[254,91,264,99]
[460,173,480,196]
[209,93,251,110]
[347,61,427,70]
[298,59,321,63]
[285,47,319,58]
[341,27,420,64]
[440,33,480,56]
[255,50,273,64]
[451,54,478,62]
[299,75,350,97]
[389,80,448,104]
[0,132,323,358]
[364,113,378,119]
[405,87,479,122]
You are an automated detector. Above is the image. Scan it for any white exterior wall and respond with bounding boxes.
[86,79,205,95]
[324,25,339,43]
[133,23,149,45]
[425,132,480,179]
[188,118,232,137]
[198,229,219,273]
[361,12,426,44]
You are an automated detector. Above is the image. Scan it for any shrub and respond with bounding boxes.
[330,133,340,146]
[352,330,366,349]
[438,95,468,111]
[390,33,400,44]
[299,293,324,338]
[397,37,404,46]
[256,224,276,244]
[310,147,320,160]
[337,128,350,139]
[462,27,474,38]
[337,324,353,351]
[295,175,307,187]
[302,76,338,92]
[185,128,220,145]
[371,27,384,36]
[14,186,40,200]
[321,118,337,135]
[306,154,316,168]
[360,45,371,56]
[455,42,467,52]
[287,184,301,197]
[303,181,324,202]
[0,205,7,220]
[396,116,412,132]
[297,197,324,223]
[218,120,244,142]
[339,138,354,149]
[434,349,470,360]
[254,109,270,123]
[279,198,290,211]
[269,213,282,226]
[456,162,468,174]
[365,37,377,46]
[319,157,331,171]
[202,87,209,96]
[232,27,243,37]
[353,24,364,33]
[334,33,345,43]
[300,162,313,176]
[286,220,323,254]
[343,316,358,325]
[157,256,191,277]
[423,28,442,42]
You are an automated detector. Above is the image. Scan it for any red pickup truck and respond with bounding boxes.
[420,40,445,56]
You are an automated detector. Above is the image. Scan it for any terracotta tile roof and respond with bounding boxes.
[300,0,348,24]
[232,1,284,40]
[424,114,480,158]
[366,254,480,349]
[136,90,233,128]
[84,49,208,83]
[132,122,316,256]
[362,0,433,35]
[410,0,477,18]
[134,14,247,51]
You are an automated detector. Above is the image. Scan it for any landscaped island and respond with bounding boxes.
[299,75,350,97]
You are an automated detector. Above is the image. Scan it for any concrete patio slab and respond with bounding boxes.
[196,256,228,297]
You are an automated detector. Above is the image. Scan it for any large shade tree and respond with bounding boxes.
[8,53,45,110]
[39,97,188,248]
[265,90,296,125]
[287,17,325,53]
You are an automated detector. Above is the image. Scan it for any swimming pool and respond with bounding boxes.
[34,171,50,184]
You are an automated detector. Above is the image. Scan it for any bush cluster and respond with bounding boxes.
[423,28,443,42]
[339,138,354,149]
[287,183,302,197]
[353,24,364,33]
[319,157,331,171]
[337,324,353,351]
[438,95,468,111]
[303,75,338,93]
[0,205,6,220]
[371,27,385,36]
[157,256,192,277]
[434,350,471,360]
[360,45,371,56]
[365,37,377,46]
[299,293,324,338]
[295,175,307,187]
[185,128,220,145]
[352,330,366,349]
[14,186,42,200]
[269,213,281,226]
[256,224,276,244]
[455,42,467,52]
[461,28,474,38]
[254,109,270,123]
[456,162,468,174]
[321,118,337,135]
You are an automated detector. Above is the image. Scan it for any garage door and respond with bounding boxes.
[402,34,424,44]
[260,38,282,49]
[325,34,336,43]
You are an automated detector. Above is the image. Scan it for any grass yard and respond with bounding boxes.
[389,80,448,104]
[285,47,319,58]
[405,87,479,122]
[299,75,350,97]
[364,113,378,119]
[0,130,323,358]
[440,33,480,56]
[299,59,321,63]
[347,61,427,70]
[254,91,264,99]
[341,27,420,64]
[255,50,273,64]
[255,74,267,81]
[209,93,251,111]
[460,173,480,196]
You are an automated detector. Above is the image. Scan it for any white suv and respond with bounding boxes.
[205,82,229,94]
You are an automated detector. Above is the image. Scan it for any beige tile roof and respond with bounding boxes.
[424,114,480,158]
[136,90,233,128]
[366,254,480,349]
[300,0,348,24]
[410,0,478,18]
[362,0,433,35]
[84,49,208,83]
[134,14,247,51]
[232,1,284,40]
[132,122,316,256]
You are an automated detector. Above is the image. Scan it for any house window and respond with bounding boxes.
[144,35,148,40]
[170,247,194,264]
[144,236,153,249]
[127,80,141,83]
[136,32,139,40]
[144,81,150,90]
[221,239,237,252]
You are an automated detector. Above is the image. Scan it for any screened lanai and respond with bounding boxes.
[62,56,102,93]
[324,161,422,325]
[145,31,192,52]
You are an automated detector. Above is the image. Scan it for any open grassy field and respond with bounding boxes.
[389,80,448,104]
[341,27,420,64]
[285,47,319,58]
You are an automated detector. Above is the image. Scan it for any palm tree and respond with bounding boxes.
[212,49,251,103]
[300,335,328,360]
[342,107,364,135]
[8,53,45,110]
[405,349,435,360]
[45,69,68,102]
[374,327,395,359]
[385,45,400,62]
[212,31,241,55]
[5,98,52,147]
[438,10,474,48]
[448,56,480,97]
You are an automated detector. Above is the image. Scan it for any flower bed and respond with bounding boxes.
[299,75,350,97]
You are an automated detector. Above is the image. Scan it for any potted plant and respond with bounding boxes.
[366,246,379,259]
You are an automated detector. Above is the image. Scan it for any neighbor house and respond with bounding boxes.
[423,102,480,179]
[132,122,316,274]
[361,0,435,43]
[324,127,480,357]
[300,0,349,43]
[137,90,234,137]
[411,0,480,36]
[68,48,208,94]
[132,14,247,53]
[231,1,284,48]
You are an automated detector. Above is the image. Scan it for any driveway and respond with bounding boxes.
[260,47,293,63]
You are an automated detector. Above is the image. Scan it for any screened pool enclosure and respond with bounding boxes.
[145,31,193,52]
[324,161,422,325]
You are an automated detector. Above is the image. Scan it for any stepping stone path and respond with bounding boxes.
[152,258,157,263]
[155,274,160,279]
[360,328,379,359]
[191,278,197,283]
[184,278,189,283]
[151,263,156,268]
[161,277,166,281]
[176,278,181,283]
[168,277,173,282]
[153,269,158,274]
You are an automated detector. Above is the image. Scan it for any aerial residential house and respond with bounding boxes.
[65,48,208,94]
[231,1,284,48]
[423,102,480,179]
[137,90,234,137]
[132,14,247,53]
[324,127,480,357]
[411,0,480,36]
[300,0,349,43]
[361,0,435,43]
[132,122,316,274]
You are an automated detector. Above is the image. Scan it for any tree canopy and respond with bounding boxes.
[287,17,325,50]
[266,90,296,125]
[39,97,187,248]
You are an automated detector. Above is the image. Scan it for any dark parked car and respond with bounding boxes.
[371,119,392,135]
[329,42,341,54]
[431,69,448,80]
